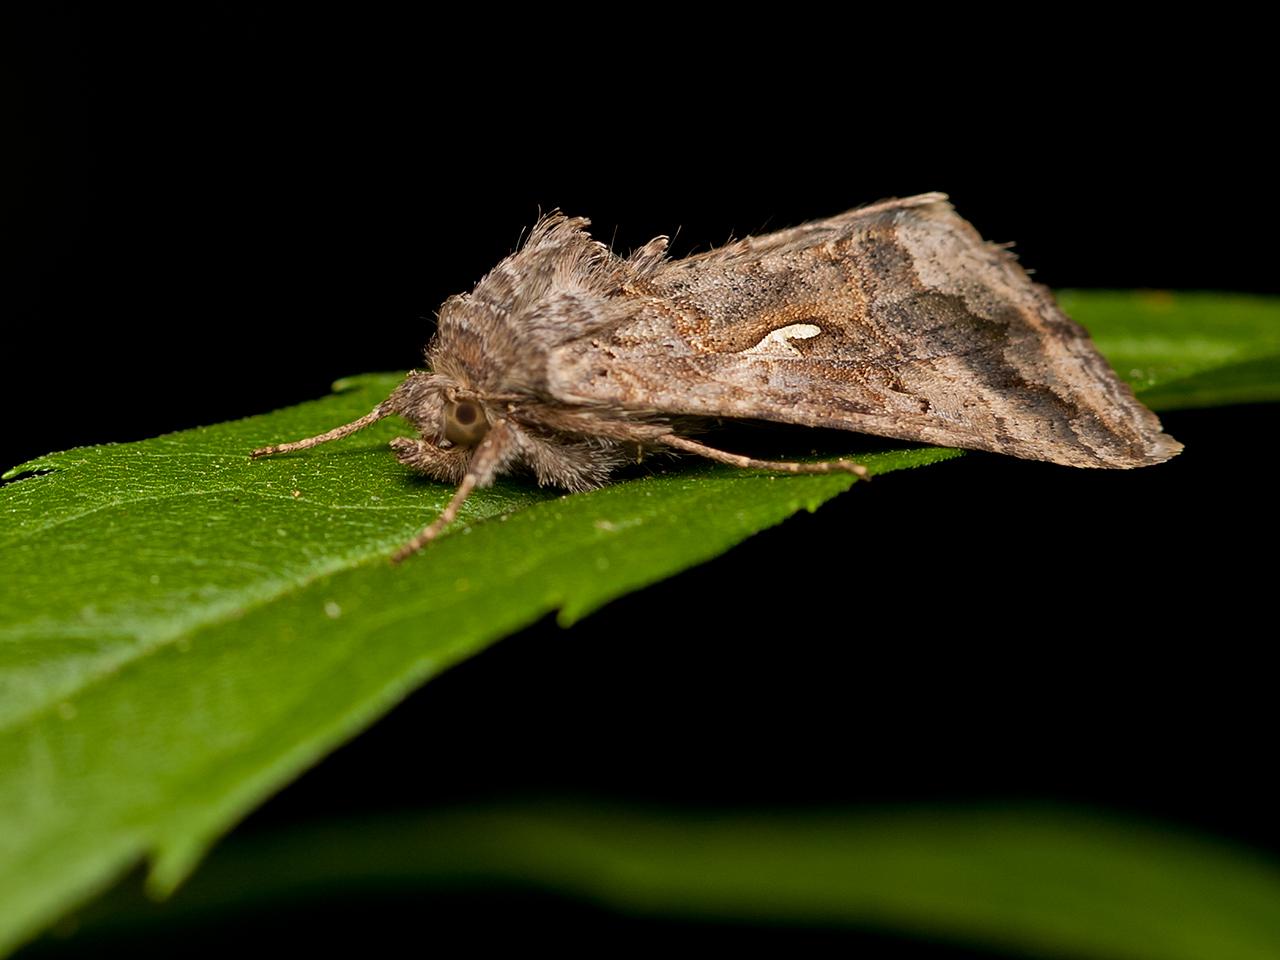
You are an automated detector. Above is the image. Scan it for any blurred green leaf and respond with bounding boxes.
[1,291,1277,956]
[50,805,1280,960]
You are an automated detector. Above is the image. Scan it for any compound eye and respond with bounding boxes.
[443,400,489,446]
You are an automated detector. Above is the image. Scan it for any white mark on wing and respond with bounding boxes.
[742,323,822,357]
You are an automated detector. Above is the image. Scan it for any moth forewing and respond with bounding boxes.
[547,195,1180,470]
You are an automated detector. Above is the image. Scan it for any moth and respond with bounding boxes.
[253,193,1180,561]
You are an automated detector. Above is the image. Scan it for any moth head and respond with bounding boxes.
[384,373,485,446]
[361,372,496,483]
[441,398,489,447]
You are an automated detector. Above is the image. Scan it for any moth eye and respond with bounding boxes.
[443,400,489,446]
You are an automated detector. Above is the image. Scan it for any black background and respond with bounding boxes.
[9,8,1277,957]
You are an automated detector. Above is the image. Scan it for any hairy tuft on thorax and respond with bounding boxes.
[428,212,668,397]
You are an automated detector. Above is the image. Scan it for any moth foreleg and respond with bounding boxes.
[660,434,869,480]
[389,436,468,483]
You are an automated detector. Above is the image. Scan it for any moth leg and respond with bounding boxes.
[660,434,869,480]
[390,436,430,467]
[389,436,467,482]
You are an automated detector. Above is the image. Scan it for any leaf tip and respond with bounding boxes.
[331,371,405,395]
[1,461,58,484]
[145,834,208,901]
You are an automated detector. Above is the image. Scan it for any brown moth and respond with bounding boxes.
[252,193,1180,561]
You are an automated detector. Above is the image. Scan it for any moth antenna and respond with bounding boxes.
[389,473,477,564]
[389,419,516,563]
[251,402,396,459]
[660,434,869,481]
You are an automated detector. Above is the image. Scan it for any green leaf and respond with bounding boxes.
[2,291,1278,956]
[1061,290,1280,409]
[0,383,954,957]
[56,804,1280,960]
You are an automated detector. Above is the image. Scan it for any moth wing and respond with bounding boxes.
[546,195,1180,468]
